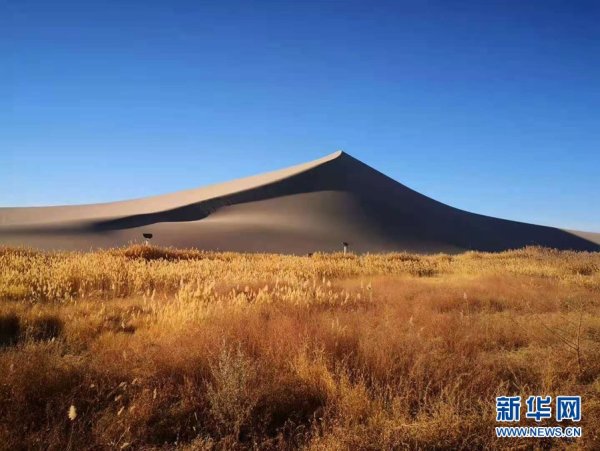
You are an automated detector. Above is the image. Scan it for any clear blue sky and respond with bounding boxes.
[3,0,599,231]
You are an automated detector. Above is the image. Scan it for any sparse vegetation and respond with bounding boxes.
[0,245,599,449]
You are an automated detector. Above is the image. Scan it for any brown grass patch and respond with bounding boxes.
[0,245,599,449]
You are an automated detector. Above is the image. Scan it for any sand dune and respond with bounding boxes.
[1,151,599,253]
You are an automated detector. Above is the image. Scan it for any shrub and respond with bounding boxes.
[207,347,258,439]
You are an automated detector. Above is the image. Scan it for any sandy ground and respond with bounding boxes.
[1,151,599,253]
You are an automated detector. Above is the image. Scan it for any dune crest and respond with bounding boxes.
[1,151,599,252]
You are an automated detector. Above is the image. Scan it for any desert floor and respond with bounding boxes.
[1,245,599,450]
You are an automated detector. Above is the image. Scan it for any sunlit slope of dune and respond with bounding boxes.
[1,151,599,252]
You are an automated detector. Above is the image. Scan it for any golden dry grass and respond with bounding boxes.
[0,245,599,450]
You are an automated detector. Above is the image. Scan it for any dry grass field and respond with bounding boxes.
[1,245,599,450]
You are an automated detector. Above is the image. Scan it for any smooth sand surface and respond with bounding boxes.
[1,151,599,253]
